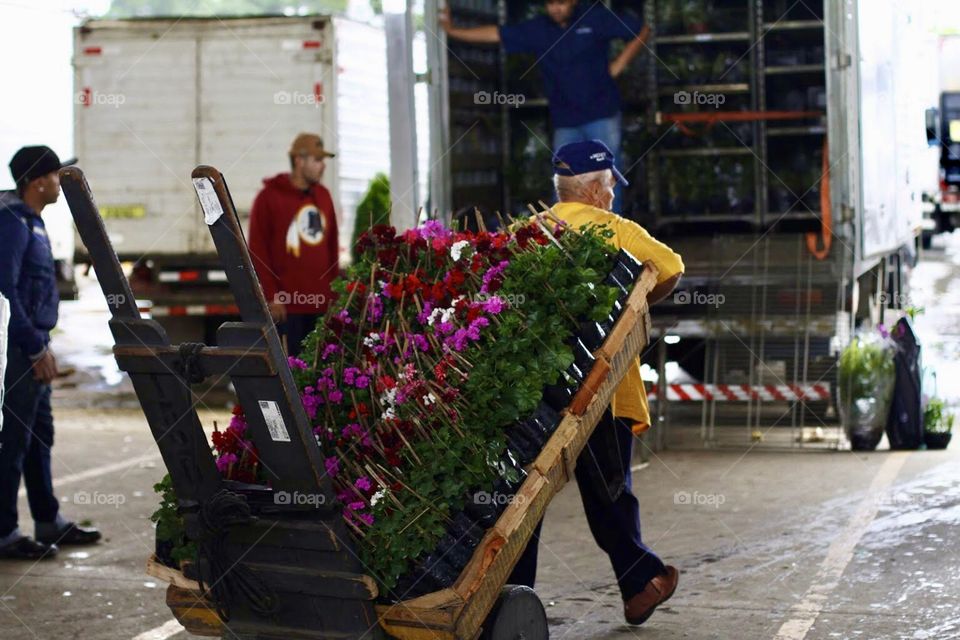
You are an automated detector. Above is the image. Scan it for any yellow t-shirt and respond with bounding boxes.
[547,202,685,433]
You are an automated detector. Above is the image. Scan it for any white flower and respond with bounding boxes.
[362,332,381,348]
[450,240,471,262]
[371,489,387,506]
[422,393,437,406]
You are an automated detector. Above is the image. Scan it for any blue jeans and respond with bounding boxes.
[0,348,60,538]
[553,113,624,212]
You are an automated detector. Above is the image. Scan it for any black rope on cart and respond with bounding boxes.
[176,342,208,385]
[195,490,280,620]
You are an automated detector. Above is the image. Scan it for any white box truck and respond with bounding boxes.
[72,15,390,342]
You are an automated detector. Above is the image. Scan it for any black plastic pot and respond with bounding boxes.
[610,261,636,289]
[607,298,624,328]
[614,249,643,281]
[850,431,883,451]
[542,382,575,412]
[506,428,540,466]
[577,320,607,352]
[924,431,952,450]
[570,337,596,376]
[531,401,561,435]
[603,272,631,306]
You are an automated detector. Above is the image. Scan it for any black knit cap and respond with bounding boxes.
[8,146,77,187]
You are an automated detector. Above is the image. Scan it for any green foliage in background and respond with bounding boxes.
[351,173,391,262]
[924,398,955,434]
[838,336,895,402]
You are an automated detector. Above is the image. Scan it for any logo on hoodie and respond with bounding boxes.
[285,203,326,257]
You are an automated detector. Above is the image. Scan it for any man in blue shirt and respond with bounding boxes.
[440,0,649,210]
[0,146,102,560]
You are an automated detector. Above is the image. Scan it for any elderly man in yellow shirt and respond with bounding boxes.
[508,140,684,626]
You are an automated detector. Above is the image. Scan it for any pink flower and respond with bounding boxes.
[328,390,344,404]
[355,476,372,492]
[324,456,340,478]
[216,453,238,472]
[482,296,506,314]
[347,501,366,512]
[287,356,308,370]
[321,343,340,360]
[357,513,374,526]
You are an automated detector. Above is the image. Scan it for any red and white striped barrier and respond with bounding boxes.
[647,383,831,402]
[144,304,239,317]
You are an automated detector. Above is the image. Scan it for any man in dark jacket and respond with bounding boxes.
[248,133,340,357]
[0,146,101,560]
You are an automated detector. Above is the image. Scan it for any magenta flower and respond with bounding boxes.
[328,390,344,404]
[324,456,340,478]
[216,453,238,473]
[287,356,308,370]
[482,296,506,314]
[355,476,372,492]
[321,343,340,360]
[357,513,374,526]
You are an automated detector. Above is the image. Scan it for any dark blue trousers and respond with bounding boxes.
[280,313,322,358]
[0,348,60,538]
[507,409,666,600]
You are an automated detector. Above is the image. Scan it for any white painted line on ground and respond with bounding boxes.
[132,619,184,640]
[774,452,910,640]
[17,453,161,498]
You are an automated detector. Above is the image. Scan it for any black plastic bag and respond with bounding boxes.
[886,318,924,450]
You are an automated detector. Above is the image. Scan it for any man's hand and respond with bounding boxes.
[269,302,288,323]
[31,350,58,384]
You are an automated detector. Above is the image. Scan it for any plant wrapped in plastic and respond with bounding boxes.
[214,216,620,595]
[838,327,896,451]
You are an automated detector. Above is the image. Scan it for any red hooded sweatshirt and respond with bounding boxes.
[248,173,339,315]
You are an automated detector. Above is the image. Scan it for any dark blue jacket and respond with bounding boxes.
[0,191,59,358]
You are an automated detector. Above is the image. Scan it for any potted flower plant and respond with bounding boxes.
[838,328,896,451]
[923,398,954,450]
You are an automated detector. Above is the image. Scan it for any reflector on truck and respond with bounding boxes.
[100,205,145,219]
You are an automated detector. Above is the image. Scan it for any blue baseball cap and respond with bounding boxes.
[552,140,629,186]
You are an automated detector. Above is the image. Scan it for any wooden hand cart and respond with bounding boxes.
[60,165,658,640]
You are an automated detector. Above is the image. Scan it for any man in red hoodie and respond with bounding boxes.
[249,133,340,356]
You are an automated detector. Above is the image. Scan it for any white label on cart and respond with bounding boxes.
[259,400,291,442]
[193,177,224,225]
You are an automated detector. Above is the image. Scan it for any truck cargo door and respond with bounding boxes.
[74,25,200,258]
[196,19,337,243]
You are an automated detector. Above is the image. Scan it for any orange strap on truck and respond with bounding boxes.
[659,110,824,136]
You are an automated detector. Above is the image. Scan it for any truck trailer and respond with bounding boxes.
[72,15,390,343]
[417,0,934,448]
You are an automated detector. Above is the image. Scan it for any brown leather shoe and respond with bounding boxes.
[623,566,679,625]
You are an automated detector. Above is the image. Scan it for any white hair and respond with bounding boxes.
[554,169,613,203]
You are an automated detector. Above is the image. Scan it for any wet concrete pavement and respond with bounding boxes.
[0,234,958,639]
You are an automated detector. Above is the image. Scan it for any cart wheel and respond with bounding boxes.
[480,585,548,640]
